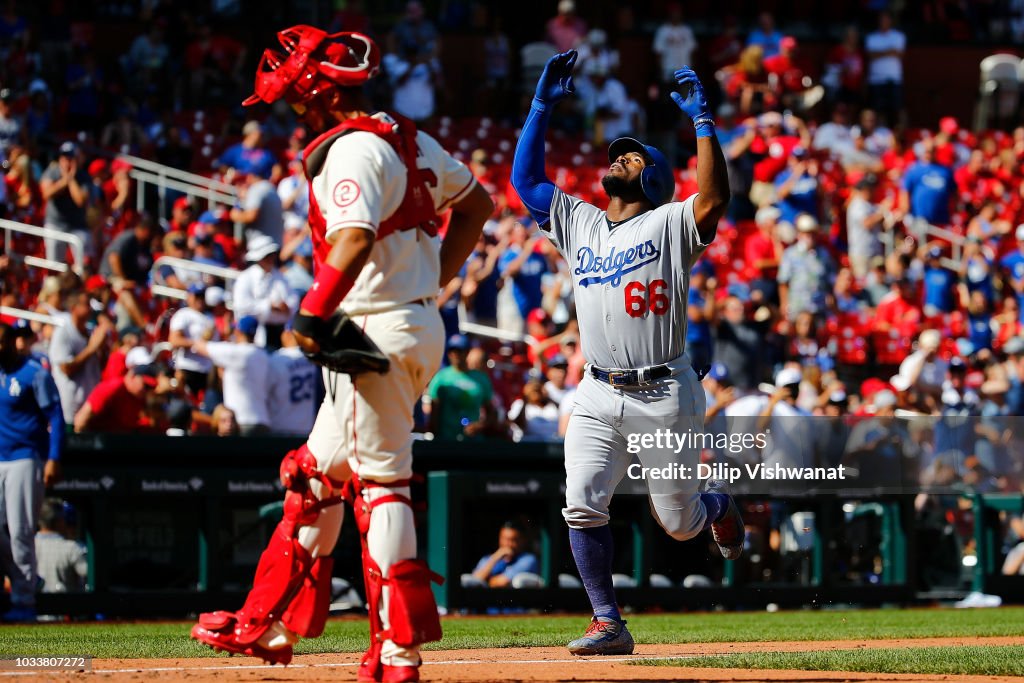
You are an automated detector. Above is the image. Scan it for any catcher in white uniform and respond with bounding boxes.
[191,26,493,683]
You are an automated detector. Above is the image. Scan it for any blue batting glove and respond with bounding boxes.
[533,50,578,107]
[670,66,715,138]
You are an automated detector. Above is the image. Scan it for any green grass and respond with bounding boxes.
[637,645,1024,677]
[1,608,1024,659]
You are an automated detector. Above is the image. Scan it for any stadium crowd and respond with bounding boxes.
[0,1,1023,494]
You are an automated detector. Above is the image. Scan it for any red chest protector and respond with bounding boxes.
[302,112,440,271]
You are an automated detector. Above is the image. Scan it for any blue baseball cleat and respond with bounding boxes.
[706,479,745,560]
[567,616,635,656]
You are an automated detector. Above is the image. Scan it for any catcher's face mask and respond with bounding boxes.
[243,25,381,107]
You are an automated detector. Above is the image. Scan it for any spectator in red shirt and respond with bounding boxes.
[168,196,194,234]
[73,363,161,433]
[101,326,143,380]
[746,205,783,299]
[875,277,923,335]
[823,26,864,106]
[545,0,587,53]
[742,112,810,207]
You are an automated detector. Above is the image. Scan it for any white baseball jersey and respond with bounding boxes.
[204,341,271,428]
[169,307,216,374]
[308,113,477,315]
[268,346,317,436]
[545,190,707,369]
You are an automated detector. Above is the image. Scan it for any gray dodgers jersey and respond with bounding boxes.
[546,189,709,369]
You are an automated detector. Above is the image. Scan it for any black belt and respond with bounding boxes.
[590,363,672,387]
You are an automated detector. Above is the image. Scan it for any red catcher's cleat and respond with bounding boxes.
[190,614,294,666]
[382,664,420,682]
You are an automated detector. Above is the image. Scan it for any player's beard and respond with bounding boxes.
[601,172,644,202]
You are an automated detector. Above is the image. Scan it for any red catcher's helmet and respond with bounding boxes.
[242,25,381,107]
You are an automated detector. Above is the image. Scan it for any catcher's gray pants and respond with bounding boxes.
[0,458,43,608]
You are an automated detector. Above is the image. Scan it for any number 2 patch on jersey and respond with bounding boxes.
[332,179,361,207]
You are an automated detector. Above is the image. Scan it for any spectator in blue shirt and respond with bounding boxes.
[215,120,275,182]
[747,11,783,57]
[962,236,995,305]
[901,140,954,226]
[0,322,65,622]
[1000,225,1024,310]
[774,153,821,225]
[465,521,542,588]
[922,246,957,317]
[687,260,717,372]
[967,291,994,352]
[499,222,549,325]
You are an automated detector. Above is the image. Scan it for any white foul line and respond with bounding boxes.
[0,654,698,677]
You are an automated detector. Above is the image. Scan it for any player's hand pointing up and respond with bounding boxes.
[534,50,578,105]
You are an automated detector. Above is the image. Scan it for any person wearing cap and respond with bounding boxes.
[543,353,570,403]
[40,141,92,262]
[34,497,88,596]
[216,120,274,182]
[190,212,230,267]
[922,244,957,318]
[169,196,195,233]
[514,44,744,655]
[778,213,835,320]
[756,365,813,469]
[11,319,47,368]
[191,315,271,435]
[99,213,156,329]
[168,282,217,396]
[229,159,285,246]
[48,290,112,424]
[231,235,297,351]
[266,328,318,437]
[0,322,65,622]
[73,362,163,434]
[423,334,497,441]
[846,177,887,279]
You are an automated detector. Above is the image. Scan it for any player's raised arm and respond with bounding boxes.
[670,67,730,243]
[511,50,578,227]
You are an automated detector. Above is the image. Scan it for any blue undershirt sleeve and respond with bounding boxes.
[511,98,557,228]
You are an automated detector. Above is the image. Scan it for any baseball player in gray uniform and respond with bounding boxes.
[512,51,745,655]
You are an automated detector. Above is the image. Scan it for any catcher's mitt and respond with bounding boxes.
[292,311,390,376]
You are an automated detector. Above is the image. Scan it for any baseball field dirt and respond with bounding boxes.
[14,637,1024,683]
